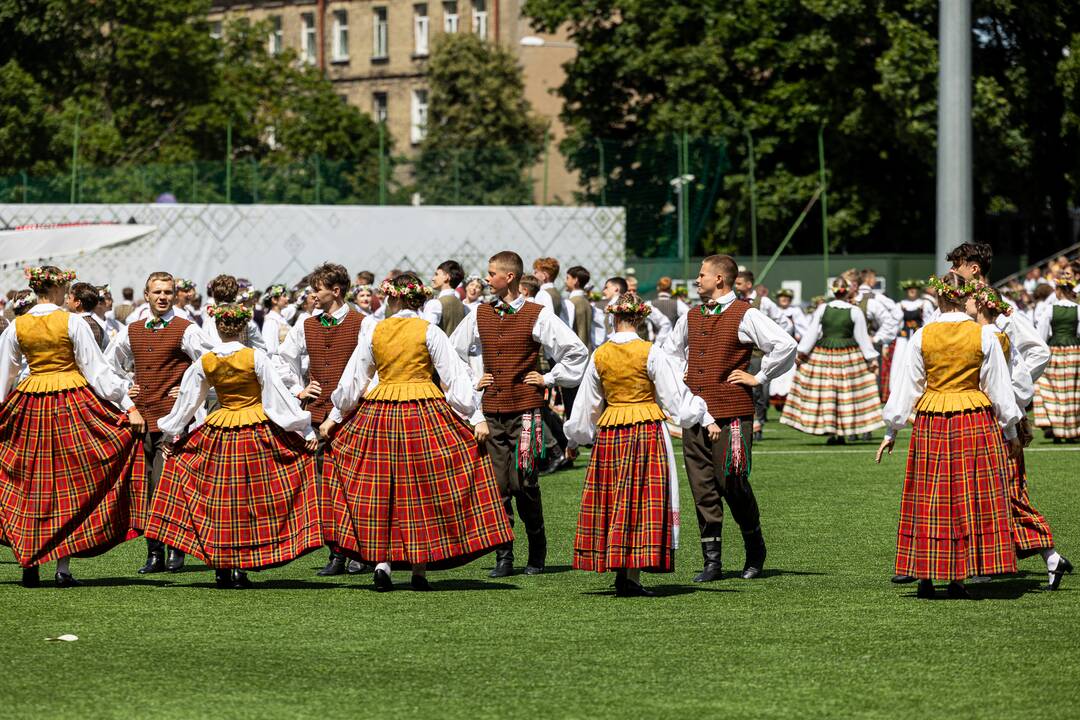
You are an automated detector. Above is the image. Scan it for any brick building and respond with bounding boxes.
[209,1,578,204]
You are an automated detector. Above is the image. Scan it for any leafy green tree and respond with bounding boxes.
[415,33,546,205]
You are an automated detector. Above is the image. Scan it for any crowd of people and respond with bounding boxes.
[0,242,1073,598]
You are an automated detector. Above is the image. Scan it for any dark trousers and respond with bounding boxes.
[682,419,762,544]
[486,413,545,549]
[143,431,167,552]
[561,386,579,421]
[748,354,769,427]
[541,404,568,454]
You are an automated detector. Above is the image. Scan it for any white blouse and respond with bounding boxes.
[996,312,1050,384]
[882,313,1022,441]
[0,304,134,410]
[566,332,715,447]
[1036,298,1080,342]
[798,299,879,360]
[158,343,314,443]
[329,310,483,425]
[261,310,291,356]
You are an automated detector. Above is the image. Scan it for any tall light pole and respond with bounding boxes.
[936,0,972,272]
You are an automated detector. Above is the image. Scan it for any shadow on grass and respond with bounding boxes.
[899,576,1044,601]
[582,584,737,597]
[757,568,827,579]
[429,579,521,592]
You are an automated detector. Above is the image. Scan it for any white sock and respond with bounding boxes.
[1042,549,1061,571]
[375,562,391,577]
[56,557,71,575]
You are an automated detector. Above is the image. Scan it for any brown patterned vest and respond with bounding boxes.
[686,302,755,420]
[82,314,106,350]
[129,317,194,432]
[304,309,363,424]
[476,302,545,415]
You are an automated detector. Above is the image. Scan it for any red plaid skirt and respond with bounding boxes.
[1006,452,1054,556]
[145,422,321,570]
[0,387,141,567]
[895,409,1017,580]
[574,421,674,573]
[322,399,513,569]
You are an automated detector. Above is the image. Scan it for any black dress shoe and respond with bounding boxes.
[693,565,723,582]
[489,545,514,578]
[946,581,971,599]
[542,447,565,475]
[741,530,766,580]
[410,575,433,591]
[21,566,40,588]
[317,553,346,577]
[916,579,935,599]
[231,570,253,589]
[165,548,186,573]
[373,568,394,592]
[740,566,763,580]
[138,550,165,575]
[753,430,764,442]
[826,436,846,446]
[614,576,656,597]
[215,569,232,589]
[523,565,544,576]
[54,572,82,588]
[346,559,374,575]
[1047,555,1073,591]
[891,574,917,584]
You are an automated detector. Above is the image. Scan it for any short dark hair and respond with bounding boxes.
[702,255,738,287]
[736,270,755,284]
[946,242,993,279]
[605,276,629,294]
[859,268,877,285]
[69,282,100,312]
[209,274,239,303]
[566,265,591,287]
[438,260,465,289]
[489,251,524,278]
[310,262,350,293]
[356,270,375,285]
[519,274,541,297]
[122,287,134,301]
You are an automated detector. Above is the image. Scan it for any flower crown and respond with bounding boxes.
[830,279,849,297]
[208,304,253,323]
[672,286,689,298]
[972,283,1012,317]
[899,278,925,291]
[1054,276,1078,290]
[605,298,651,319]
[265,283,288,298]
[927,275,977,302]
[810,295,827,306]
[13,292,37,312]
[346,284,374,302]
[380,279,433,302]
[175,278,196,292]
[24,266,76,286]
[294,285,315,304]
[236,287,258,303]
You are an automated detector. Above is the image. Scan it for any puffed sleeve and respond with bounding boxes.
[797,304,827,355]
[328,333,376,424]
[103,325,134,377]
[158,358,210,442]
[851,307,879,361]
[68,313,133,410]
[254,349,314,439]
[0,323,23,401]
[534,306,589,388]
[882,329,925,441]
[565,357,604,447]
[979,325,1022,439]
[426,324,483,424]
[648,344,714,428]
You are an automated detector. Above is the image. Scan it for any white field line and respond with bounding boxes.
[750,447,1080,456]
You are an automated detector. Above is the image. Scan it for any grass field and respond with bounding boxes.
[3,422,1079,719]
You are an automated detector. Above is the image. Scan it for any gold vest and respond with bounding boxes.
[202,348,269,427]
[366,317,444,402]
[593,339,668,426]
[15,310,89,393]
[915,322,991,413]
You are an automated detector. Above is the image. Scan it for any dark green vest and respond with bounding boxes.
[1049,304,1080,347]
[819,305,858,349]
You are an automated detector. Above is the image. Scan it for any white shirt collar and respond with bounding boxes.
[391,309,420,319]
[329,304,350,320]
[656,292,671,299]
[438,288,457,298]
[569,289,587,298]
[935,311,974,323]
[540,282,555,291]
[608,331,641,344]
[712,291,737,305]
[827,299,852,308]
[147,308,176,325]
[213,341,246,355]
[28,303,62,316]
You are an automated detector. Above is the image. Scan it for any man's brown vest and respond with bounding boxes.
[82,315,106,350]
[129,318,194,432]
[569,294,593,349]
[438,293,466,336]
[304,310,363,424]
[686,303,755,420]
[475,302,545,415]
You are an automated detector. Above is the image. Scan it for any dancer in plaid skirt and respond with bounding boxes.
[781,275,884,443]
[0,266,145,588]
[320,273,513,591]
[146,303,320,589]
[1033,261,1080,441]
[877,273,1023,600]
[566,293,719,597]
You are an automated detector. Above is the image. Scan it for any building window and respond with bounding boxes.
[268,15,283,55]
[411,89,428,144]
[472,0,487,39]
[372,7,389,59]
[373,92,388,124]
[301,12,317,63]
[210,20,223,40]
[332,10,349,62]
[414,5,429,56]
[443,2,458,33]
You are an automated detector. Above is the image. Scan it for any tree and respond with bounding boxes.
[414,33,546,205]
[525,0,1080,261]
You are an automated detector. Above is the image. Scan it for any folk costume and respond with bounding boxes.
[105,309,214,573]
[145,343,320,583]
[422,287,468,336]
[566,331,713,588]
[321,310,513,584]
[450,295,589,577]
[883,313,1022,591]
[743,291,785,438]
[769,295,806,402]
[780,298,884,438]
[661,291,797,580]
[855,284,901,400]
[0,302,141,579]
[888,286,936,398]
[1033,298,1080,439]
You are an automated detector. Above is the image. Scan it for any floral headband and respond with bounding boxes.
[927,275,977,302]
[265,283,288,298]
[830,279,849,297]
[207,304,253,323]
[236,287,258,303]
[1054,276,1078,290]
[294,285,315,304]
[24,266,76,285]
[972,283,1012,317]
[672,286,689,298]
[13,292,37,312]
[380,279,433,302]
[605,298,651,319]
[175,278,196,291]
[899,278,925,291]
[346,284,374,302]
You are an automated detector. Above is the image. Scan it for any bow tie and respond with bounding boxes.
[490,299,517,317]
[147,318,169,330]
[319,314,340,327]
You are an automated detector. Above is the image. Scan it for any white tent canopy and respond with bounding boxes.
[0,223,156,268]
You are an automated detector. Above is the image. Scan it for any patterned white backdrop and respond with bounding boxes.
[0,204,626,291]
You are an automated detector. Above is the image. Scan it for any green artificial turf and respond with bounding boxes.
[3,423,1079,719]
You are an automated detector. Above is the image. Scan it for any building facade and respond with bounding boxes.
[209,0,578,204]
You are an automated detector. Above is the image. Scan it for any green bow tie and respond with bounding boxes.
[492,301,517,317]
[147,317,169,330]
[319,314,340,328]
